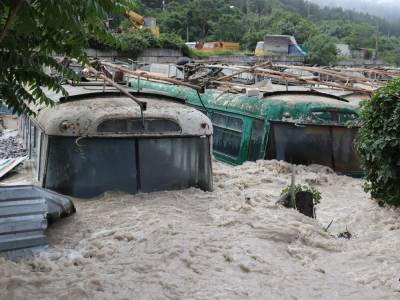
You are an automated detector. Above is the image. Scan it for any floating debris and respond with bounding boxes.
[338,227,353,239]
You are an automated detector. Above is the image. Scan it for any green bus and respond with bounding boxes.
[128,78,361,175]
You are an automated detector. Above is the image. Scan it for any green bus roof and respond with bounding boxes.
[128,78,357,121]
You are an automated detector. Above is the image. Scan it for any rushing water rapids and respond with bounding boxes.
[1,160,400,299]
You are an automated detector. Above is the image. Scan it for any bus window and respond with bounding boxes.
[248,119,265,161]
[211,113,243,159]
[310,110,358,124]
[45,137,138,198]
[44,136,212,198]
[31,125,39,170]
[138,137,211,192]
[29,124,36,160]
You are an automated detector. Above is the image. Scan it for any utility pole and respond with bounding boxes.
[186,10,192,43]
[162,0,165,11]
[375,22,379,61]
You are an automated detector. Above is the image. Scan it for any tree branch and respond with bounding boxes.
[0,0,25,45]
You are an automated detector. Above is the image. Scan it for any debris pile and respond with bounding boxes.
[0,135,27,159]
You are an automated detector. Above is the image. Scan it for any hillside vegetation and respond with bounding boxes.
[136,0,400,66]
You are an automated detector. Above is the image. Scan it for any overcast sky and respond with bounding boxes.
[310,0,400,21]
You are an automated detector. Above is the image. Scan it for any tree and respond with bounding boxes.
[0,0,133,114]
[305,34,338,65]
[344,23,377,49]
[156,6,189,38]
[292,19,318,44]
[356,79,400,206]
[120,29,189,57]
[208,9,245,42]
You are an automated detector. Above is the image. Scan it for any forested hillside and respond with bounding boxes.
[135,0,400,65]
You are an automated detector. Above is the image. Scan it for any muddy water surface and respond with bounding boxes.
[1,160,399,299]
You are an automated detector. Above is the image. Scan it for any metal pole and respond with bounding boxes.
[375,22,379,62]
[290,165,296,209]
[186,23,189,43]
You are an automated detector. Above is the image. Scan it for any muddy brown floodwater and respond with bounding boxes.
[1,160,399,300]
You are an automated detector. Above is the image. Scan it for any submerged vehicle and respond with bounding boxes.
[18,85,213,198]
[128,78,362,176]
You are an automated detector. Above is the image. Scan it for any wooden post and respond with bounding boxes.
[87,67,147,111]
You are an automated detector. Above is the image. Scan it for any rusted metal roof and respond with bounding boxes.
[30,86,212,137]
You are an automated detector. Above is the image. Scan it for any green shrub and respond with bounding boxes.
[356,79,400,206]
[119,30,189,58]
[304,34,338,66]
[281,184,322,204]
[119,30,151,57]
[158,33,190,56]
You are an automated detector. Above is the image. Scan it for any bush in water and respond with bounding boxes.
[281,184,322,205]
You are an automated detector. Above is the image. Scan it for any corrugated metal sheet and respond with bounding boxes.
[0,157,27,179]
[0,186,75,252]
[0,196,47,252]
[0,231,48,253]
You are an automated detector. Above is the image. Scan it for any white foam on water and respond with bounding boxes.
[1,160,399,299]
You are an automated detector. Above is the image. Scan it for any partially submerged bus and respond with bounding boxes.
[19,85,213,198]
[128,78,362,176]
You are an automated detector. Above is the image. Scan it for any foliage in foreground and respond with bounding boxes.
[356,79,400,206]
[0,0,133,114]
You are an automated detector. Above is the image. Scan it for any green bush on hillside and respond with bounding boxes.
[119,30,189,57]
[305,34,338,65]
[356,79,400,206]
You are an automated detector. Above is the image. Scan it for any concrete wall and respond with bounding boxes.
[338,59,384,67]
[84,48,183,64]
[137,48,183,64]
[85,48,118,59]
[0,115,18,130]
[336,44,351,57]
[198,55,305,65]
